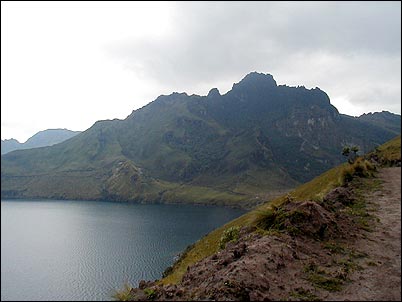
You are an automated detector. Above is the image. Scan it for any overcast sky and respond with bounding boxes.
[2,1,401,142]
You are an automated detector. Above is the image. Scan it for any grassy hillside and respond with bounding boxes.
[160,135,401,285]
[365,135,401,165]
[2,73,400,205]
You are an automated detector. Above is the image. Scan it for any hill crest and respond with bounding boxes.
[1,73,401,205]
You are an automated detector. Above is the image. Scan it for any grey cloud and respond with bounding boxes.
[106,1,401,114]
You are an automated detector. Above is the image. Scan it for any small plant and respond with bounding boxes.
[290,288,320,301]
[324,242,346,254]
[342,145,359,164]
[144,288,157,300]
[112,283,133,301]
[303,262,319,273]
[285,193,294,203]
[366,260,378,266]
[307,271,344,291]
[341,158,376,184]
[162,265,173,278]
[219,226,240,249]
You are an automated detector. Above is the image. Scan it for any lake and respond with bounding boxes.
[1,200,245,301]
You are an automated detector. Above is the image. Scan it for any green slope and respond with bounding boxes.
[1,73,400,205]
[161,135,401,284]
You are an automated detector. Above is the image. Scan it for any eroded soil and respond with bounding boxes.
[127,167,401,301]
[326,167,401,301]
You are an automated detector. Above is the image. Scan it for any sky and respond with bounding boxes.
[2,1,401,143]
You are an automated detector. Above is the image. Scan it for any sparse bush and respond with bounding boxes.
[341,158,376,184]
[162,265,173,278]
[144,288,157,300]
[342,145,359,164]
[324,242,346,254]
[340,167,354,183]
[219,226,240,249]
[256,205,308,237]
[112,283,134,301]
[290,288,320,301]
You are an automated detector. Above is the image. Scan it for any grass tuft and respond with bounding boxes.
[219,226,240,249]
[112,283,134,301]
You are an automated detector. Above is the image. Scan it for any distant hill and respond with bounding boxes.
[1,72,400,205]
[1,129,81,155]
[357,111,401,134]
[1,139,21,155]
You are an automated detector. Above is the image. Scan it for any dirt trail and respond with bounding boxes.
[128,168,401,301]
[327,167,401,301]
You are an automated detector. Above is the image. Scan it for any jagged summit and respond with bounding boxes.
[231,72,277,92]
[360,110,397,118]
[2,72,400,204]
[207,88,221,98]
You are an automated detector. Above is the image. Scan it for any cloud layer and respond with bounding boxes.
[108,2,401,113]
[2,2,401,141]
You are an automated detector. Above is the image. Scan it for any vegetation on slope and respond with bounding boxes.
[365,135,401,165]
[114,134,400,300]
[2,73,400,205]
[159,135,401,285]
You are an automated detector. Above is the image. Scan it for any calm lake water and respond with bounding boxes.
[1,199,245,301]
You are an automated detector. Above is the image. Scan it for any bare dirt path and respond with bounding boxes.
[127,168,401,301]
[327,167,401,301]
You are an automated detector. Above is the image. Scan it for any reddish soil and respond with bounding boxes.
[326,167,401,301]
[127,167,401,301]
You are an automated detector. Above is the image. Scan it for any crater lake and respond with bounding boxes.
[1,200,245,301]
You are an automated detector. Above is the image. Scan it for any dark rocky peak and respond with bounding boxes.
[357,110,401,134]
[139,92,191,112]
[358,111,401,123]
[2,138,20,144]
[359,110,399,118]
[171,92,189,97]
[231,72,277,93]
[155,92,189,103]
[207,88,221,98]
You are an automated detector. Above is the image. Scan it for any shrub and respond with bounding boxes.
[342,145,359,164]
[341,158,376,184]
[256,205,304,236]
[219,226,240,249]
[112,283,133,301]
[144,288,157,300]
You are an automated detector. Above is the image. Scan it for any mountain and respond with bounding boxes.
[1,72,400,205]
[1,139,21,155]
[357,111,401,134]
[1,129,81,155]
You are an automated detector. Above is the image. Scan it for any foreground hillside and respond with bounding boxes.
[1,73,400,206]
[117,135,401,301]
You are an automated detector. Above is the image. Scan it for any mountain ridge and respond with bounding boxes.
[1,128,81,155]
[1,72,400,206]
